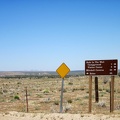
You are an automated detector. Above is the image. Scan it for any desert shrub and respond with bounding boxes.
[72,88,75,92]
[100,92,105,97]
[86,91,89,93]
[17,82,21,84]
[97,101,106,107]
[103,79,109,84]
[106,89,110,93]
[84,96,89,99]
[35,106,40,110]
[68,82,73,85]
[63,89,67,92]
[67,99,72,103]
[44,98,51,103]
[54,101,59,105]
[80,87,85,91]
[101,94,104,97]
[43,89,49,93]
[99,88,102,91]
[72,88,79,92]
[14,95,20,100]
[63,103,71,112]
[3,89,8,93]
[37,94,42,98]
[117,89,120,93]
[101,91,106,94]
[75,97,81,101]
[80,103,84,105]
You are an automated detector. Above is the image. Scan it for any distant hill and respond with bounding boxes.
[0,70,119,77]
[0,70,84,77]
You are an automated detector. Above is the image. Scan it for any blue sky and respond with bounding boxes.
[0,0,120,71]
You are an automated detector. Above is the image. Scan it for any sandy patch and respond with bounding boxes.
[0,111,120,120]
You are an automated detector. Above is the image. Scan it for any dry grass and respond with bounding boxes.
[0,76,120,114]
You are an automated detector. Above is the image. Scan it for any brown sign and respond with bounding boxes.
[85,59,118,75]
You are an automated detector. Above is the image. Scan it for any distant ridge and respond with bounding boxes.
[0,70,119,77]
[0,70,84,76]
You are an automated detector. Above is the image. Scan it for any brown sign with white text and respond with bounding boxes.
[85,59,118,75]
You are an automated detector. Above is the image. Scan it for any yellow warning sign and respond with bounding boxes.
[56,63,70,78]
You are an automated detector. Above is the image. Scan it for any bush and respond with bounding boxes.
[63,104,71,112]
[37,94,42,98]
[63,89,67,92]
[17,82,21,84]
[106,89,110,93]
[84,96,89,99]
[68,82,73,85]
[72,88,78,92]
[67,99,72,103]
[14,95,20,100]
[75,97,81,101]
[97,101,106,107]
[54,101,59,105]
[99,88,102,91]
[80,87,85,91]
[3,89,8,93]
[43,89,49,93]
[86,91,89,93]
[103,79,109,84]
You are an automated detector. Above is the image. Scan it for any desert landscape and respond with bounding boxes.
[1,0,120,119]
[0,74,120,119]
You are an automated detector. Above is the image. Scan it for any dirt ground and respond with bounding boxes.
[0,111,120,120]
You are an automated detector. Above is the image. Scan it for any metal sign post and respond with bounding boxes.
[56,63,70,113]
[60,78,64,113]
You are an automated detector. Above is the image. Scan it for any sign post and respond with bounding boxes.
[60,78,64,113]
[85,59,118,113]
[56,63,70,113]
[89,76,92,113]
[111,76,115,112]
[110,81,112,112]
[95,77,99,103]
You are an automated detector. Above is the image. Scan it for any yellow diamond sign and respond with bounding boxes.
[56,63,70,78]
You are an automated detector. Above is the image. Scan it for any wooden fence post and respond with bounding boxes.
[25,87,29,112]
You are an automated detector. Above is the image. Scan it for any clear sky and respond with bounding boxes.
[0,0,120,71]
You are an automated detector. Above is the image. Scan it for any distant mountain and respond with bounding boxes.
[0,70,84,76]
[0,70,119,77]
[0,71,25,76]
